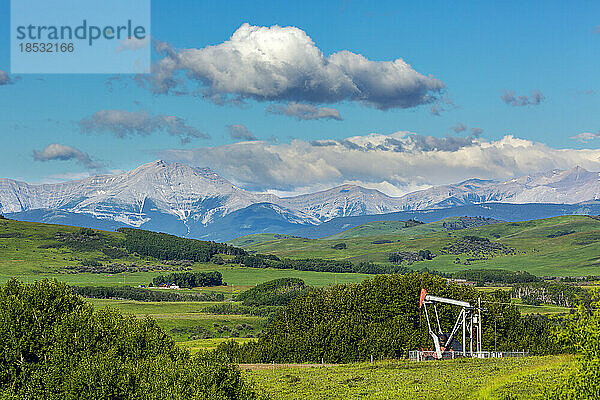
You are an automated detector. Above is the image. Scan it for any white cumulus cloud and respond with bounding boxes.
[116,37,150,53]
[137,23,445,110]
[570,131,600,142]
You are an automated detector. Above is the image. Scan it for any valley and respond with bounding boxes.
[1,213,598,398]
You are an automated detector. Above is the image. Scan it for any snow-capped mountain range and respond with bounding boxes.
[1,161,599,240]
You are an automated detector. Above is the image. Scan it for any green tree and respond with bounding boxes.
[549,290,600,399]
[0,279,264,399]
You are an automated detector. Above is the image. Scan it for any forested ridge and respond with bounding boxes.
[118,228,246,261]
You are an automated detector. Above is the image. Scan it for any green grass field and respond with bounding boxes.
[85,298,268,343]
[228,233,304,247]
[0,217,585,399]
[3,266,368,289]
[180,337,257,353]
[245,355,573,400]
[240,215,600,276]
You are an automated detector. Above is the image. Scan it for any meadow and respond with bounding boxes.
[244,355,574,400]
[85,298,268,344]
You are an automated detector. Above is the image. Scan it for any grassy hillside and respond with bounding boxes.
[325,216,502,240]
[242,215,600,276]
[8,215,600,278]
[228,233,304,247]
[229,216,501,245]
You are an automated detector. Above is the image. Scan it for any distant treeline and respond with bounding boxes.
[152,271,224,288]
[451,269,540,285]
[388,249,436,264]
[72,285,225,302]
[232,254,419,275]
[511,281,591,307]
[118,228,246,261]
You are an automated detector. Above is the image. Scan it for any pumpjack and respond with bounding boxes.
[419,289,483,359]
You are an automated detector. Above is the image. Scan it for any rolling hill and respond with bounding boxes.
[3,214,600,279]
[228,216,502,246]
[240,215,600,276]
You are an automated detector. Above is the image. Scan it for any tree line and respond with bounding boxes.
[73,285,225,302]
[236,277,308,307]
[511,281,591,307]
[451,268,540,285]
[232,254,421,275]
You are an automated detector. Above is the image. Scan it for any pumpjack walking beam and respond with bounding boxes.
[419,289,474,358]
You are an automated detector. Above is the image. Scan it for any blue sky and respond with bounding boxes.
[0,0,599,195]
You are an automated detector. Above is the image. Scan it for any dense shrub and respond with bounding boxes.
[236,278,308,307]
[388,250,436,264]
[152,271,223,288]
[550,291,600,399]
[118,227,246,261]
[0,279,263,399]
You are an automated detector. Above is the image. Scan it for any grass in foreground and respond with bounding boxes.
[244,355,573,400]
